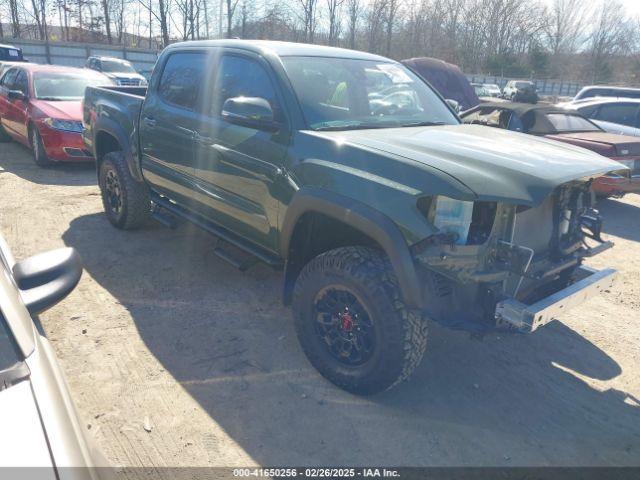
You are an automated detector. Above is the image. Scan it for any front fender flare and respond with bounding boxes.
[280,187,424,310]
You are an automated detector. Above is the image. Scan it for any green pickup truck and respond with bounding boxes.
[83,40,620,395]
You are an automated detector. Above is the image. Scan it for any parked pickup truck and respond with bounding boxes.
[83,40,621,395]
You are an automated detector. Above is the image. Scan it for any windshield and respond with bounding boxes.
[546,113,601,132]
[101,60,136,73]
[34,72,109,100]
[281,56,459,130]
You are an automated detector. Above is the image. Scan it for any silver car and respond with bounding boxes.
[0,234,108,476]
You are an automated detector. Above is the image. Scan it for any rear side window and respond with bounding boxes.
[595,103,639,127]
[158,52,206,110]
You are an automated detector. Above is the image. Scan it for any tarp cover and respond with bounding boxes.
[402,57,479,110]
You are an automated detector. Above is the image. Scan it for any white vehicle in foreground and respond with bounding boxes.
[0,234,108,477]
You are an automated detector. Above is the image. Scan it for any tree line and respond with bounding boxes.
[1,0,639,83]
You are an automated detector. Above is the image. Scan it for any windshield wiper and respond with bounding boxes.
[37,96,64,101]
[314,123,397,131]
[399,121,446,127]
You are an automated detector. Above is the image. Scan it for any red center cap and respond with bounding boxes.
[340,312,353,331]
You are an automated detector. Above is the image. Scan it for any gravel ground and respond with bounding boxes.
[1,141,639,470]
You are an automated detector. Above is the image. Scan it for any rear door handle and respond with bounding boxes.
[142,116,156,128]
[194,131,213,145]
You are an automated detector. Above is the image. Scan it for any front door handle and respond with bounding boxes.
[142,116,156,128]
[194,131,213,145]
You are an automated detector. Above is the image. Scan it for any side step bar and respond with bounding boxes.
[150,194,283,270]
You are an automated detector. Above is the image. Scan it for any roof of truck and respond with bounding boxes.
[165,39,393,62]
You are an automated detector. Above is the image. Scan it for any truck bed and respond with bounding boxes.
[82,86,147,157]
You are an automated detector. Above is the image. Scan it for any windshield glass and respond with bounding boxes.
[281,56,459,130]
[546,113,600,132]
[34,72,109,100]
[101,60,136,73]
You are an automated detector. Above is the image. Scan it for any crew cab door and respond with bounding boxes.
[139,50,207,206]
[190,52,289,252]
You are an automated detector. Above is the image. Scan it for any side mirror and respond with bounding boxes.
[445,98,461,113]
[12,248,82,315]
[8,90,26,101]
[221,96,279,131]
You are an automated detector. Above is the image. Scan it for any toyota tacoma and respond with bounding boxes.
[83,40,621,395]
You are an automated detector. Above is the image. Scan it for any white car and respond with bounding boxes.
[0,234,108,476]
[563,98,640,137]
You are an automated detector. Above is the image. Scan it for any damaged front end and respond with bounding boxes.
[411,181,618,333]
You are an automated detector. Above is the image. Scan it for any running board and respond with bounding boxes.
[151,194,283,270]
[151,205,180,229]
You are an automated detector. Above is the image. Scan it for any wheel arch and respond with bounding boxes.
[92,117,143,182]
[280,187,424,310]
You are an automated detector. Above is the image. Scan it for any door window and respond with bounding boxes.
[595,103,639,127]
[0,68,17,89]
[158,52,206,110]
[211,55,280,118]
[13,70,28,96]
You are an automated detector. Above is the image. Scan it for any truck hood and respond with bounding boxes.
[313,124,623,205]
[0,379,55,472]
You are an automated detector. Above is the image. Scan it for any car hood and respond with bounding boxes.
[0,379,55,472]
[313,124,623,206]
[32,100,81,121]
[104,72,145,81]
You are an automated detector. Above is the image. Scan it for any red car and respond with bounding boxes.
[461,102,640,197]
[0,63,112,166]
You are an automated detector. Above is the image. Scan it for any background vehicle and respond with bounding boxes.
[482,83,502,97]
[0,234,106,474]
[0,64,112,166]
[563,98,640,137]
[461,102,640,197]
[402,56,480,110]
[573,85,640,102]
[0,43,25,62]
[502,80,538,103]
[84,40,619,395]
[85,56,147,86]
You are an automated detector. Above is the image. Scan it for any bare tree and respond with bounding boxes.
[345,0,360,49]
[326,0,344,46]
[585,0,635,82]
[297,0,318,42]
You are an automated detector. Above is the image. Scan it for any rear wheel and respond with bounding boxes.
[292,246,428,395]
[30,126,53,167]
[99,151,151,229]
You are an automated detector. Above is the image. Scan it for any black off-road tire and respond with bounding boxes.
[292,246,428,395]
[99,151,151,229]
[30,127,53,167]
[0,121,11,142]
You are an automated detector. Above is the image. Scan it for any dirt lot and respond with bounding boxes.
[1,141,639,469]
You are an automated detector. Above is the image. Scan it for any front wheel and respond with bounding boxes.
[98,151,151,229]
[292,246,428,395]
[30,127,53,167]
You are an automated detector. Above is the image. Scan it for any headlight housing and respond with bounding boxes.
[43,118,83,133]
[420,196,474,245]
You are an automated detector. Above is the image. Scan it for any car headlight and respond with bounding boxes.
[429,196,474,245]
[43,118,83,133]
[140,78,148,86]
